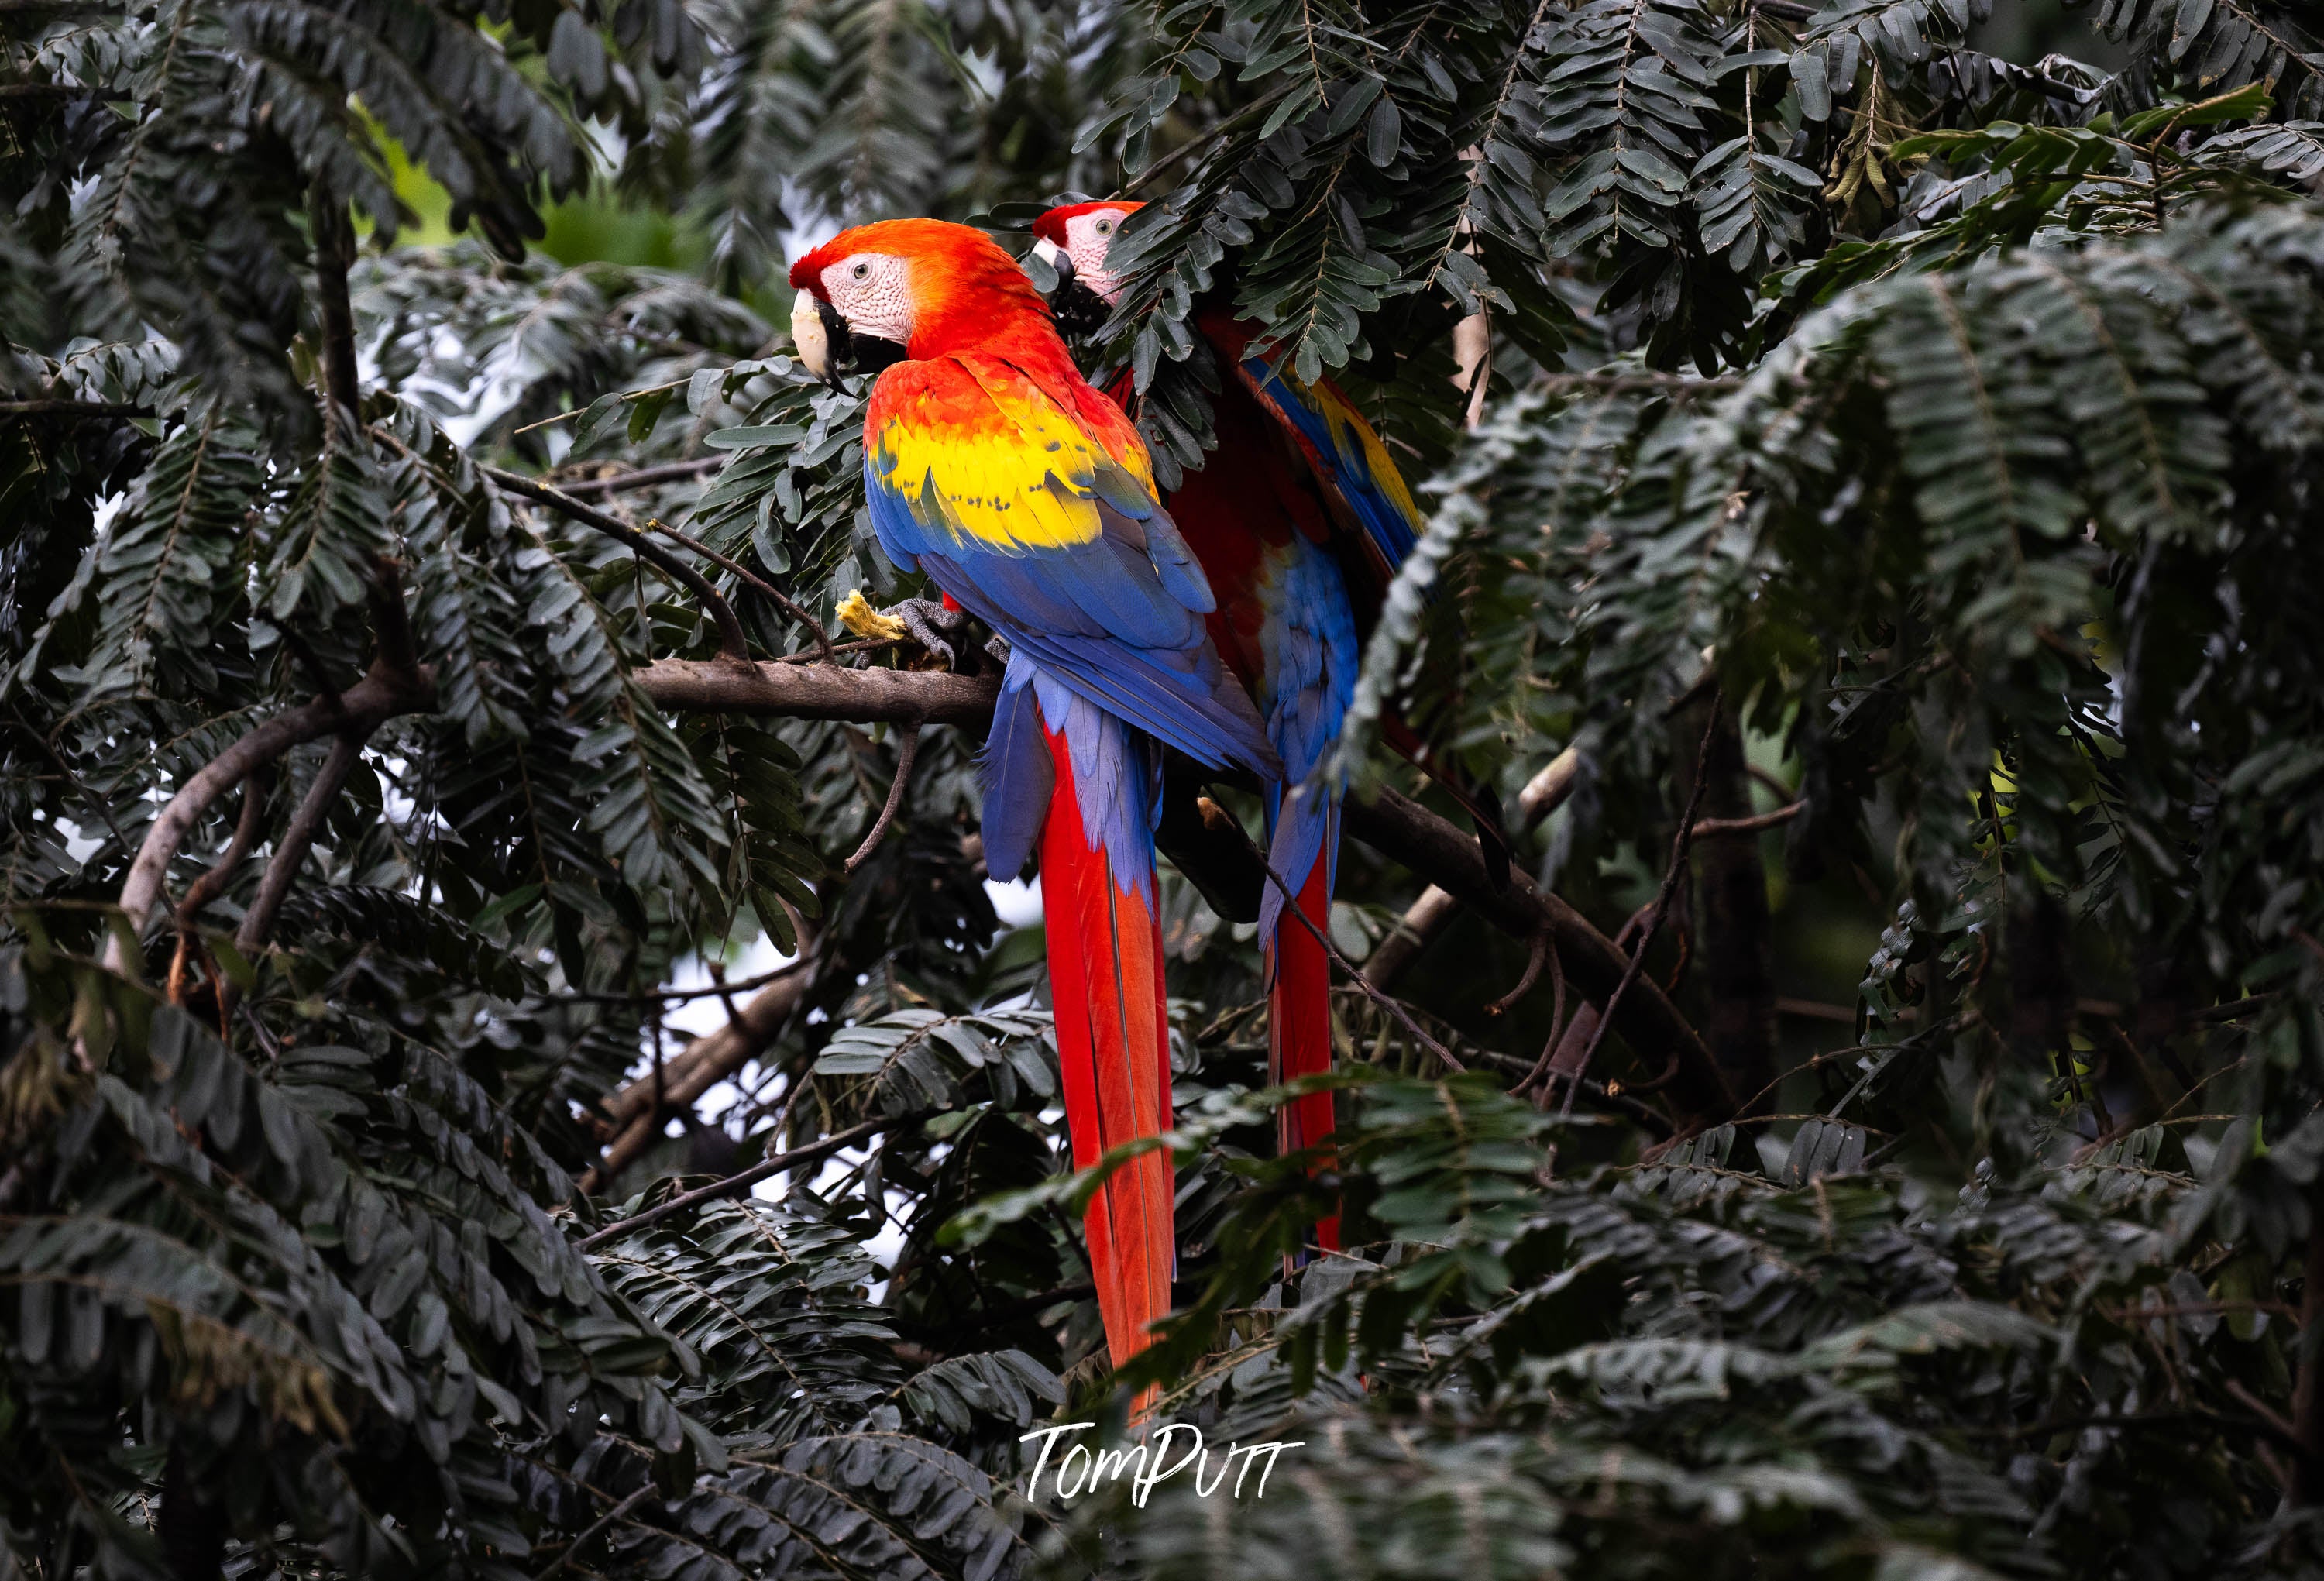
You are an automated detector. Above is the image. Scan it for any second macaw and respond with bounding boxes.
[1033,200,1458,1256]
[787,219,1278,1373]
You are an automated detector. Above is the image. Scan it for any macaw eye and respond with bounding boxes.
[1093,218,1113,236]
[851,261,871,281]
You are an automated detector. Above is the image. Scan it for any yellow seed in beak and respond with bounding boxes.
[791,290,830,380]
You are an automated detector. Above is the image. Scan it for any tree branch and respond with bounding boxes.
[647,517,837,664]
[1692,801,1803,838]
[1342,785,1734,1122]
[174,767,272,923]
[631,656,1000,728]
[1560,706,1721,1115]
[483,467,754,663]
[1676,702,1778,1111]
[844,724,919,874]
[579,958,816,1194]
[308,180,361,419]
[0,398,151,418]
[640,663,1727,1116]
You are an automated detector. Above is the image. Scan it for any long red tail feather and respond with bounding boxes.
[1270,859,1341,1254]
[1040,726,1175,1373]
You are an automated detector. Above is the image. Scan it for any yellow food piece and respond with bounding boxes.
[835,590,909,642]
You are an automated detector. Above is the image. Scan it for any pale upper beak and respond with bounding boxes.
[1031,237,1074,284]
[791,290,830,380]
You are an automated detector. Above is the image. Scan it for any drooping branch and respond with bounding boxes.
[235,732,369,957]
[1674,701,1778,1112]
[648,517,837,663]
[309,180,362,420]
[1559,704,1721,1116]
[110,663,437,957]
[844,724,919,875]
[174,767,273,923]
[169,766,273,1005]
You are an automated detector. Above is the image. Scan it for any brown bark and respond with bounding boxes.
[631,656,1002,728]
[234,733,367,957]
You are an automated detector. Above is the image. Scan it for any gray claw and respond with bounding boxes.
[887,597,972,668]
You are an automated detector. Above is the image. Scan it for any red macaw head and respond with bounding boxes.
[1030,201,1144,339]
[786,218,1049,389]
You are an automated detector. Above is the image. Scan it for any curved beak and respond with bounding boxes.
[1032,237,1075,287]
[791,290,839,389]
[790,290,905,391]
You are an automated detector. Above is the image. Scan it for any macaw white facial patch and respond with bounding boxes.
[1063,208,1133,306]
[820,253,915,349]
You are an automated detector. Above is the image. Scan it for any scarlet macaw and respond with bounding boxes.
[1030,200,1456,1256]
[786,219,1279,1371]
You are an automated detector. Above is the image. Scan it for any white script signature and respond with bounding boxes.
[1020,1422,1306,1506]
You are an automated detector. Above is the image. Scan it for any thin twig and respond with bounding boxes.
[647,516,836,663]
[1537,373,1741,397]
[1514,936,1571,1101]
[562,961,806,1005]
[535,1486,654,1581]
[579,1114,916,1246]
[512,376,691,435]
[483,466,752,662]
[555,457,724,498]
[844,724,920,875]
[1255,842,1463,1073]
[1691,801,1803,838]
[108,666,438,957]
[1483,929,1546,1018]
[1563,700,1721,1118]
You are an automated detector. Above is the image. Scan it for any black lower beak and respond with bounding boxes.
[814,298,851,392]
[815,298,907,390]
[1049,276,1113,343]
